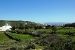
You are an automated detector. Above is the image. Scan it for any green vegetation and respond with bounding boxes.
[0,20,75,50]
[57,34,68,39]
[9,33,36,41]
[0,34,10,42]
[0,31,5,34]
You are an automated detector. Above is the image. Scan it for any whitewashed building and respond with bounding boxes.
[0,23,12,31]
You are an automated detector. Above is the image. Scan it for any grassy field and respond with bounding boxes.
[0,31,5,34]
[9,33,36,41]
[0,34,10,42]
[56,28,75,33]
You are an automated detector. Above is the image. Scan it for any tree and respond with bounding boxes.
[51,25,57,34]
[45,25,51,29]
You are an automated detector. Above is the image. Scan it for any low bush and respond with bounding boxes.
[43,39,75,50]
[6,47,16,50]
[65,32,75,36]
[11,30,17,33]
[15,29,31,34]
[24,42,35,50]
[35,34,63,46]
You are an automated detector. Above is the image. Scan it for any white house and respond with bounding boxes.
[0,23,12,31]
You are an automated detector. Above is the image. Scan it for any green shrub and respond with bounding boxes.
[6,47,16,50]
[43,39,75,50]
[35,34,63,46]
[24,42,35,50]
[65,32,75,36]
[11,30,17,33]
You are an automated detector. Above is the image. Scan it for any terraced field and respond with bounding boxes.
[0,28,75,50]
[0,34,10,42]
[9,33,36,41]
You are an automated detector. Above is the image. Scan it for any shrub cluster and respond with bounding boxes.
[11,29,31,34]
[35,34,63,46]
[43,39,75,50]
[6,42,35,50]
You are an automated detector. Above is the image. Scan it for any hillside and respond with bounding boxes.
[0,20,44,28]
[0,20,75,50]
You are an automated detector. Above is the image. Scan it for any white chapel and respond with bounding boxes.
[0,23,12,31]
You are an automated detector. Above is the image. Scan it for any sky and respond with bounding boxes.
[0,0,75,23]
